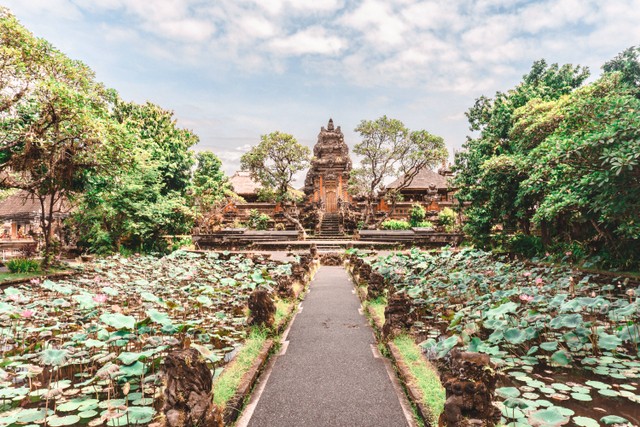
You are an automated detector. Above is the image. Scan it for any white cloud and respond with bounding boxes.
[268,27,346,56]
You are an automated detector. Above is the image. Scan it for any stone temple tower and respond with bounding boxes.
[303,119,352,213]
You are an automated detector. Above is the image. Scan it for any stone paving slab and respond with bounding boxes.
[246,266,411,427]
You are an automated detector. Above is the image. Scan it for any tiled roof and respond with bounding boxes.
[387,168,450,190]
[229,171,262,195]
[0,191,69,221]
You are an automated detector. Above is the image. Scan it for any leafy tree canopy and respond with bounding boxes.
[454,49,640,269]
[349,115,447,225]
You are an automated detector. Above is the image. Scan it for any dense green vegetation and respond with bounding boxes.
[348,116,447,226]
[0,251,297,426]
[0,10,228,255]
[365,248,639,426]
[454,47,640,270]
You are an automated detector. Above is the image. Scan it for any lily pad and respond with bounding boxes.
[47,415,81,426]
[600,415,629,425]
[528,408,570,426]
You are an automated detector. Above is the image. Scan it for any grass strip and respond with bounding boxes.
[366,295,386,329]
[213,327,269,408]
[393,334,445,424]
[0,268,68,283]
[274,298,293,330]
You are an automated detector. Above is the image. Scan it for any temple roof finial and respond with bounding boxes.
[327,118,334,131]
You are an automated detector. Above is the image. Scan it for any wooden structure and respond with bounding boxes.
[0,191,69,239]
[228,171,262,203]
[385,166,456,214]
[303,119,352,213]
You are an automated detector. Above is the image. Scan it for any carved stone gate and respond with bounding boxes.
[303,119,352,218]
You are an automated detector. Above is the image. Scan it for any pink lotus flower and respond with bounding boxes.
[523,272,532,278]
[565,251,572,256]
[21,309,35,318]
[30,278,41,285]
[591,291,597,298]
[93,294,108,304]
[519,294,534,303]
[545,252,550,257]
[534,277,543,286]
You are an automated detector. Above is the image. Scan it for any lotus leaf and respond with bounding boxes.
[600,415,629,425]
[550,350,571,366]
[435,335,459,358]
[15,408,53,423]
[597,332,622,350]
[497,387,521,398]
[46,415,81,426]
[485,302,519,319]
[74,294,98,310]
[146,309,173,326]
[585,380,610,389]
[573,417,599,427]
[100,313,136,330]
[119,361,145,376]
[528,408,570,426]
[504,328,526,345]
[40,349,68,366]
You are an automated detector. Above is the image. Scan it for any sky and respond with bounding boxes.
[3,0,640,177]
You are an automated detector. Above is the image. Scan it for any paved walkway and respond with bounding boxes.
[243,266,411,427]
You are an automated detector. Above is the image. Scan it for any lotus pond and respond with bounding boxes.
[0,250,295,426]
[368,248,640,426]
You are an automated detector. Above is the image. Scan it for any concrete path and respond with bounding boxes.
[243,266,412,427]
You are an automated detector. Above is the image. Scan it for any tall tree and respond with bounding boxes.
[454,60,590,239]
[240,131,310,236]
[454,49,640,269]
[349,116,447,226]
[0,9,122,265]
[72,101,197,253]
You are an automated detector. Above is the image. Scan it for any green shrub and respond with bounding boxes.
[381,219,412,230]
[438,207,457,232]
[6,258,40,273]
[409,203,426,227]
[248,209,270,230]
[415,221,434,228]
[507,234,544,258]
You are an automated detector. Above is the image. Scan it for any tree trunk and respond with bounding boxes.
[38,195,53,270]
[282,206,307,239]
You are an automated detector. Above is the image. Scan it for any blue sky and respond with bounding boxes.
[4,0,640,176]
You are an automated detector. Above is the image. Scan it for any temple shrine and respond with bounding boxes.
[303,119,352,213]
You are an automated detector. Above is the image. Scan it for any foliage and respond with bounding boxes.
[240,131,310,199]
[454,51,640,270]
[248,209,270,230]
[192,151,231,208]
[393,334,445,424]
[366,248,640,424]
[240,131,310,234]
[438,207,456,232]
[71,100,197,254]
[212,328,268,408]
[602,45,640,93]
[409,203,426,227]
[0,10,125,265]
[380,219,411,230]
[0,251,297,425]
[414,220,434,228]
[5,257,40,273]
[349,116,447,225]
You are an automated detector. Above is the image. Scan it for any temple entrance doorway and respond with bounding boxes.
[325,190,337,213]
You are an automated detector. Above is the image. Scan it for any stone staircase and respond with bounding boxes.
[316,213,343,240]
